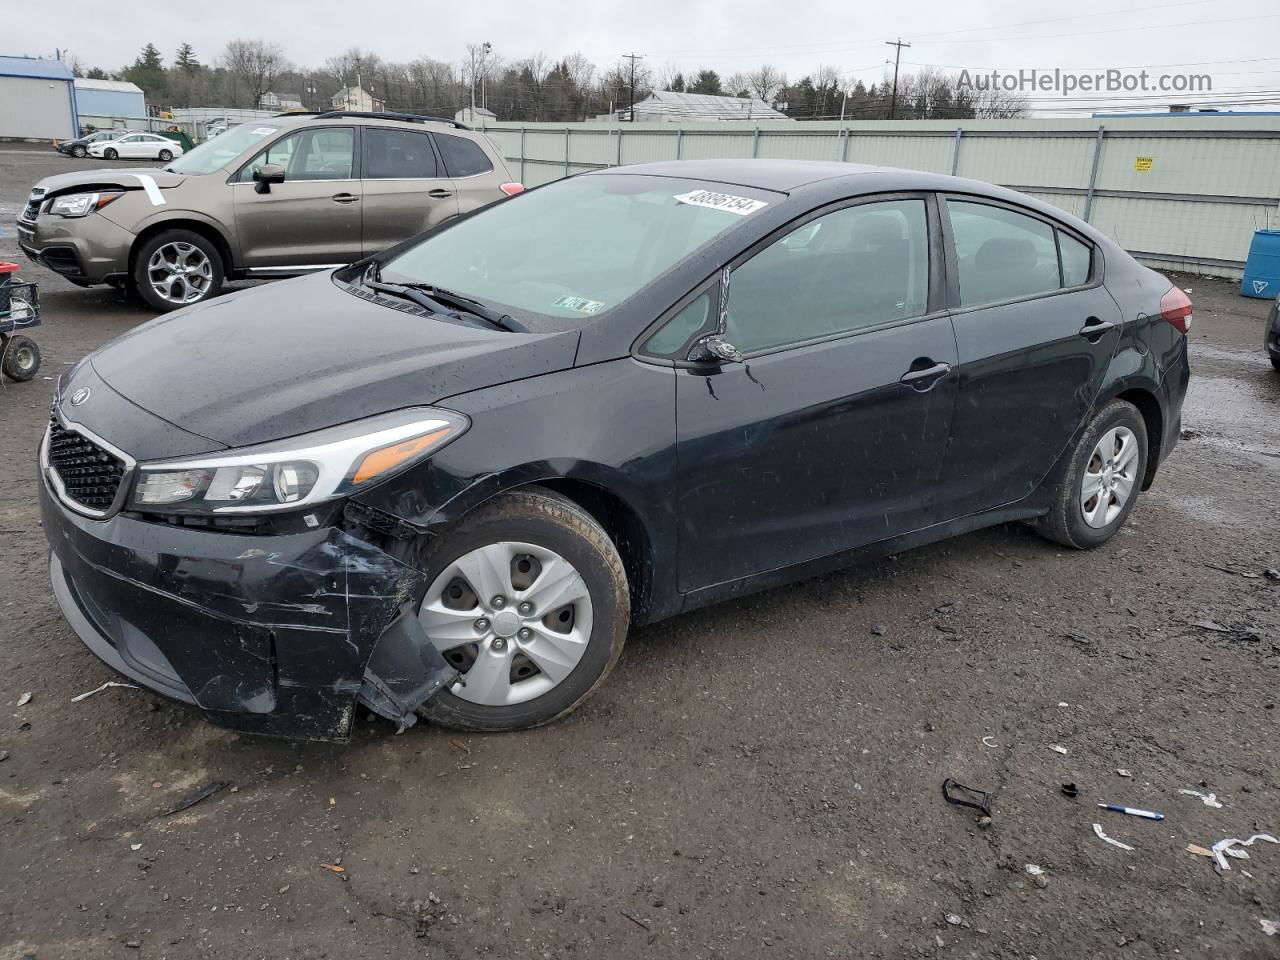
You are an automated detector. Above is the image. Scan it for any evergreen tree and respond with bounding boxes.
[175,43,200,73]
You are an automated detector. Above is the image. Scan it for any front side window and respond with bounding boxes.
[722,198,930,354]
[381,174,768,322]
[364,128,438,179]
[436,134,493,177]
[239,128,354,182]
[948,200,1062,307]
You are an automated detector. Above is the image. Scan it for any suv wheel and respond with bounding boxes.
[415,488,630,732]
[1036,398,1148,549]
[132,229,224,312]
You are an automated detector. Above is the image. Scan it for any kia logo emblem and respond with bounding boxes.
[70,387,91,406]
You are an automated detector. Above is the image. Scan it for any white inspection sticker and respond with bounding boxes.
[132,174,166,207]
[251,127,278,135]
[673,189,768,216]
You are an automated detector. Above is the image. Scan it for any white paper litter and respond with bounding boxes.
[1116,769,1133,778]
[16,692,32,706]
[981,736,998,748]
[71,681,140,702]
[1210,833,1279,871]
[1259,918,1277,937]
[1179,789,1223,809]
[1050,745,1069,755]
[1093,822,1135,851]
[1025,864,1045,876]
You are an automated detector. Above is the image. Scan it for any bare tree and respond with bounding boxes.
[972,85,1028,118]
[220,39,290,108]
[746,64,786,104]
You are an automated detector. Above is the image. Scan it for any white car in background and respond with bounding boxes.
[88,133,185,162]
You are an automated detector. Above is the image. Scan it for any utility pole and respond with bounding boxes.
[885,38,911,120]
[622,52,644,122]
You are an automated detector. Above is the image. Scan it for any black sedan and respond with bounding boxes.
[40,160,1191,741]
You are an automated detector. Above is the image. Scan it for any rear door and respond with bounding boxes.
[937,196,1122,516]
[231,125,363,270]
[117,135,146,158]
[666,195,958,591]
[434,132,503,215]
[359,126,458,256]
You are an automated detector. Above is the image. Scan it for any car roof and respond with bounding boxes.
[596,159,893,192]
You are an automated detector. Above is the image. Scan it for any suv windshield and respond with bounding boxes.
[381,174,776,321]
[165,123,283,176]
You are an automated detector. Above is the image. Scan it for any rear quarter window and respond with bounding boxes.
[436,134,494,177]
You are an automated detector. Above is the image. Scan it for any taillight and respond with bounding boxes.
[499,182,525,197]
[1159,287,1193,335]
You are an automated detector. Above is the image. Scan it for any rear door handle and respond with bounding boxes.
[427,188,454,199]
[900,360,951,389]
[1079,316,1116,339]
[332,193,360,204]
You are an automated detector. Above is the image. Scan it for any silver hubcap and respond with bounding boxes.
[419,541,593,707]
[13,346,36,371]
[1081,425,1139,528]
[147,242,212,305]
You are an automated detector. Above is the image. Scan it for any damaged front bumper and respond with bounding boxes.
[39,473,455,742]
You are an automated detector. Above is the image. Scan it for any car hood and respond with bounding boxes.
[90,273,582,449]
[34,167,187,197]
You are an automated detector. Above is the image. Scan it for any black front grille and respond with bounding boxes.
[47,417,126,512]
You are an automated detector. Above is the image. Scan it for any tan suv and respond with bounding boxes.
[17,112,521,311]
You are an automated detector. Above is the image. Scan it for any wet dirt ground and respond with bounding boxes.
[0,144,1277,959]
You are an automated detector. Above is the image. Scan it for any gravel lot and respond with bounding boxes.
[1,143,1277,960]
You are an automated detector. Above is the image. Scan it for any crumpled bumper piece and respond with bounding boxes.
[40,474,452,742]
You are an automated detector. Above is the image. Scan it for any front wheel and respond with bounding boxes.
[131,229,224,312]
[71,145,86,158]
[158,148,173,162]
[1036,399,1148,549]
[1,335,41,382]
[103,148,117,160]
[415,488,629,732]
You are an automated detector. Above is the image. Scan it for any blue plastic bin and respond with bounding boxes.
[1240,228,1280,299]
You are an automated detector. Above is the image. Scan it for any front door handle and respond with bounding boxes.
[900,360,951,389]
[427,188,454,199]
[332,193,360,204]
[1079,316,1116,340]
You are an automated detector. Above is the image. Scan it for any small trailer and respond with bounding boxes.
[0,261,41,382]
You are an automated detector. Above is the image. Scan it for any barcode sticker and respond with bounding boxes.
[673,190,768,216]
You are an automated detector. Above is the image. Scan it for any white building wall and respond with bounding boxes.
[0,75,75,139]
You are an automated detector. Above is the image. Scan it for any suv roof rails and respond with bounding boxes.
[293,110,471,130]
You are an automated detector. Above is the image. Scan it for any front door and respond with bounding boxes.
[672,196,957,592]
[231,125,363,270]
[937,197,1123,516]
[360,127,458,256]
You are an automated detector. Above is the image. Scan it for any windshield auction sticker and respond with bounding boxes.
[552,295,606,315]
[673,190,768,216]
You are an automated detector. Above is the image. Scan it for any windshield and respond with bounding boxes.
[381,174,776,322]
[165,123,283,176]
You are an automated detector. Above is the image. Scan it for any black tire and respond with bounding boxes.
[1,335,41,382]
[131,228,224,313]
[71,145,86,158]
[1035,398,1148,550]
[103,147,117,160]
[158,149,173,162]
[416,487,630,732]
[1271,355,1280,372]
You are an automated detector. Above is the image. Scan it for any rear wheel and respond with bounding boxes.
[103,147,117,160]
[158,148,173,162]
[415,488,629,732]
[1036,399,1148,549]
[1,335,41,382]
[131,229,224,312]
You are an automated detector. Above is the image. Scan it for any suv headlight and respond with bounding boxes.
[47,192,123,218]
[128,408,468,515]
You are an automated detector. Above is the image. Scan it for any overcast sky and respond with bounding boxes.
[21,0,1280,110]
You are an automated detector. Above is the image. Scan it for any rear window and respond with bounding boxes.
[436,134,493,177]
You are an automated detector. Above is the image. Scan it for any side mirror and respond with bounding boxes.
[688,334,744,364]
[253,163,286,194]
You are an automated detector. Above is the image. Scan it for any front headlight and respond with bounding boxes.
[47,191,123,217]
[128,407,468,515]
